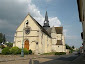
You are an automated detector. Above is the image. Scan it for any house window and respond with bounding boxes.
[56,40,62,45]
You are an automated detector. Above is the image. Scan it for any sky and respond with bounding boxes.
[0,0,82,48]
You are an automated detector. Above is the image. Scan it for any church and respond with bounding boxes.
[13,11,66,54]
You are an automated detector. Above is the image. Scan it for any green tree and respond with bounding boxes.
[0,33,6,44]
[72,46,75,49]
[65,44,74,53]
[3,34,6,44]
[66,44,70,49]
[5,42,13,48]
[0,33,3,43]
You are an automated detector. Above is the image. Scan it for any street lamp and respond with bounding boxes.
[21,24,24,57]
[21,20,29,57]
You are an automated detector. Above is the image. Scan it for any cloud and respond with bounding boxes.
[28,4,42,17]
[0,0,61,42]
[27,0,61,27]
[49,17,61,27]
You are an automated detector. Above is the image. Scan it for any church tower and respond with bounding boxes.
[43,11,50,30]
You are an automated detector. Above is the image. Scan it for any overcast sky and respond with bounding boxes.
[0,0,82,48]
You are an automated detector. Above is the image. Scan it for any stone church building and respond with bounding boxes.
[13,11,66,54]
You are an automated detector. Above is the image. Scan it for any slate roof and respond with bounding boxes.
[46,28,52,35]
[56,40,62,45]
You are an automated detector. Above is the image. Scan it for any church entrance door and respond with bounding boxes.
[24,40,29,50]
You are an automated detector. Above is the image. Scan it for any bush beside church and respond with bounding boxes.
[1,46,32,55]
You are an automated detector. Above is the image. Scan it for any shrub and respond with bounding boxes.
[42,52,56,55]
[28,49,32,54]
[69,49,74,53]
[55,52,66,55]
[0,44,5,49]
[10,47,21,54]
[23,48,29,55]
[2,47,10,55]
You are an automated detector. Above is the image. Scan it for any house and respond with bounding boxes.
[77,0,85,54]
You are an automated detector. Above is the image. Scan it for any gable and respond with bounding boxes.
[16,14,51,37]
[16,14,40,31]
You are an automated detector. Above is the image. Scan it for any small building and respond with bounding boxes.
[13,11,66,54]
[77,0,85,54]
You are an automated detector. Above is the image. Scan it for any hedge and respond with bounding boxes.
[55,52,66,55]
[24,48,29,54]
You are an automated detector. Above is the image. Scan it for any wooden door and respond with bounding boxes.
[24,40,29,50]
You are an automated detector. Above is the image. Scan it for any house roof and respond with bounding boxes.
[29,14,51,38]
[55,27,63,34]
[56,40,62,45]
[46,28,52,35]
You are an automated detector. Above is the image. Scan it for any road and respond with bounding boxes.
[0,53,79,64]
[38,53,79,64]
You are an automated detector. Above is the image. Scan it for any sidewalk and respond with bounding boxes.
[69,55,85,64]
[0,55,54,62]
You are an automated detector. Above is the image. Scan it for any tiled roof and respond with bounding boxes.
[55,27,63,34]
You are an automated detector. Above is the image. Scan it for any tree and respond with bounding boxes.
[65,44,74,53]
[5,42,13,48]
[3,34,6,44]
[0,33,6,44]
[72,46,75,49]
[66,44,70,49]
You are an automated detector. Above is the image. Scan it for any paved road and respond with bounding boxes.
[0,53,79,64]
[38,53,79,64]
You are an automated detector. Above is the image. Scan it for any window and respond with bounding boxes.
[56,40,62,45]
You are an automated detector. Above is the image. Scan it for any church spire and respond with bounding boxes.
[43,11,50,30]
[45,11,48,21]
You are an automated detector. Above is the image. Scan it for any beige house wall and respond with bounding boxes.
[77,0,85,53]
[51,27,66,52]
